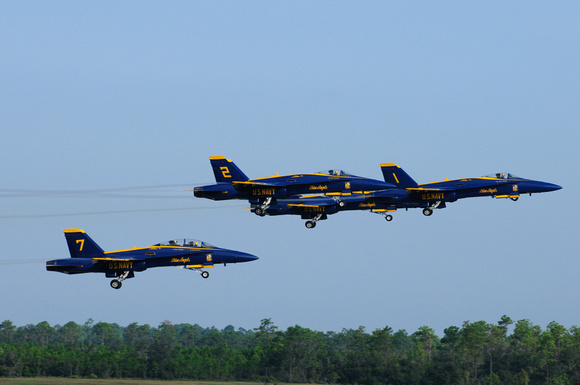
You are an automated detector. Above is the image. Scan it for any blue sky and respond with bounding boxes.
[1,1,578,335]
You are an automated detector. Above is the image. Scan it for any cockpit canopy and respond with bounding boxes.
[319,169,352,176]
[485,173,522,180]
[155,239,216,248]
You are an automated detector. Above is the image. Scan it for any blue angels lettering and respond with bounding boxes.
[46,229,258,289]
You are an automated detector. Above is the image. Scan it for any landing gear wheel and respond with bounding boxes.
[385,214,393,222]
[110,280,122,289]
[201,271,209,279]
[305,221,316,229]
[254,207,265,216]
[510,197,519,201]
[422,208,433,216]
[338,200,345,207]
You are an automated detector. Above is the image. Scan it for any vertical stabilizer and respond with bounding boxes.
[380,163,418,188]
[209,156,249,183]
[64,229,105,258]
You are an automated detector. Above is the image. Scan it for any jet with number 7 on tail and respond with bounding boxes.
[46,229,258,289]
[193,156,396,214]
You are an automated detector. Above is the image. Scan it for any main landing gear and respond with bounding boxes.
[254,197,272,217]
[422,201,442,217]
[305,214,323,229]
[110,271,130,290]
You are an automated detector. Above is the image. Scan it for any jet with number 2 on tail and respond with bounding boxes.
[248,164,562,228]
[193,156,396,214]
[46,229,258,289]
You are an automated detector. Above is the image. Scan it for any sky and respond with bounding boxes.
[1,1,578,336]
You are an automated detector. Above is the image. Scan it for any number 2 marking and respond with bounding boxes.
[220,166,231,178]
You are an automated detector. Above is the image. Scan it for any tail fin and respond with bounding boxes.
[380,163,418,188]
[64,229,105,258]
[209,156,249,183]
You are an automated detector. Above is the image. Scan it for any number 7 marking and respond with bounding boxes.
[76,239,85,251]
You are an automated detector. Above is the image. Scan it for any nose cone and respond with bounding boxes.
[519,181,562,194]
[235,251,259,263]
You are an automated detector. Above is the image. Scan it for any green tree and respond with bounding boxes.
[150,320,178,379]
[92,322,122,346]
[57,321,83,348]
[33,321,55,347]
[459,320,489,381]
[413,325,438,364]
[280,325,326,382]
[510,319,542,382]
[0,320,15,343]
[254,318,280,379]
[486,316,512,377]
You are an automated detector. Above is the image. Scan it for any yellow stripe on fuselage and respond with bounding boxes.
[249,173,363,182]
[104,246,220,254]
[419,176,525,186]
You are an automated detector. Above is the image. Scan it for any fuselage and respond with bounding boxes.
[358,174,561,211]
[194,171,395,201]
[46,241,258,275]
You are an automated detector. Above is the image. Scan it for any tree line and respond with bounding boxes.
[1,316,579,384]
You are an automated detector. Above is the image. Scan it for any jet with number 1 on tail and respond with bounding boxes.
[355,164,562,221]
[249,164,562,227]
[193,156,396,214]
[46,229,258,289]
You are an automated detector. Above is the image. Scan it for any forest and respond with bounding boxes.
[1,316,579,384]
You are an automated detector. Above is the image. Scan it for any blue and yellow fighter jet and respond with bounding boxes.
[248,164,562,227]
[46,229,258,289]
[193,156,395,215]
[353,164,562,221]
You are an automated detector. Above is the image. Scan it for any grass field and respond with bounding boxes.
[0,379,308,385]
